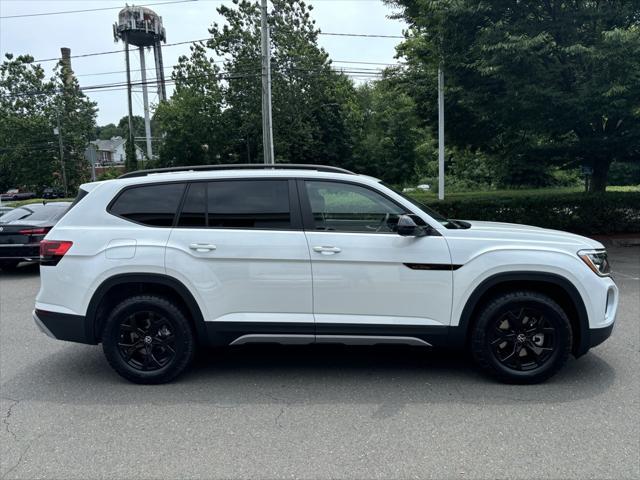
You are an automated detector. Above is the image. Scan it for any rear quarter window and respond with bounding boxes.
[109,183,186,227]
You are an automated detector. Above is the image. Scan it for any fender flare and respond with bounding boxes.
[450,271,590,356]
[86,273,207,344]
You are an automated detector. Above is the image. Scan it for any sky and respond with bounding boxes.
[0,0,406,125]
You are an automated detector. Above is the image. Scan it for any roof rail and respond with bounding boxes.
[118,163,355,179]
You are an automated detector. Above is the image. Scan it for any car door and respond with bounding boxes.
[299,179,453,344]
[165,178,314,344]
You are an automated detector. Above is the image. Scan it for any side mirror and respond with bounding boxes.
[396,214,427,237]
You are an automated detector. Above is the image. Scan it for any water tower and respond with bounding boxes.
[113,5,167,161]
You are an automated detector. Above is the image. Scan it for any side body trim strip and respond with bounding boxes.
[404,263,463,271]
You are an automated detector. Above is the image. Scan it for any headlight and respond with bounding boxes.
[578,249,611,277]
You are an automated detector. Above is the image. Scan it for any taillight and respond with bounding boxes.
[40,240,73,266]
[19,227,50,235]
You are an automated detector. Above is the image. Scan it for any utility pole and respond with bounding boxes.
[260,0,275,164]
[437,65,445,200]
[54,114,68,197]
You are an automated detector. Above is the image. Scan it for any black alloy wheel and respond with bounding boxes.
[471,291,572,384]
[102,295,195,384]
[117,310,177,371]
[489,307,556,371]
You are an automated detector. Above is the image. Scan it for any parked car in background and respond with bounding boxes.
[42,187,65,199]
[0,188,36,201]
[0,201,71,270]
[0,206,13,217]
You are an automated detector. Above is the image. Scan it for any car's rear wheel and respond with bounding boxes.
[102,295,195,384]
[471,291,572,384]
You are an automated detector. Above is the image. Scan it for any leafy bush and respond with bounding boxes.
[410,192,640,235]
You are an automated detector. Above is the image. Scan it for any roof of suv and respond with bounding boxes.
[82,165,379,190]
[119,163,354,179]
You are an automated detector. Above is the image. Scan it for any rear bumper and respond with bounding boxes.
[0,244,40,261]
[32,309,96,344]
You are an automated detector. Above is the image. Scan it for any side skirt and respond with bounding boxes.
[206,322,451,348]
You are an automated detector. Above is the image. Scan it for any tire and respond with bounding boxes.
[0,260,20,271]
[101,295,195,384]
[471,291,572,384]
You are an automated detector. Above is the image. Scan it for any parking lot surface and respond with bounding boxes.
[1,247,639,479]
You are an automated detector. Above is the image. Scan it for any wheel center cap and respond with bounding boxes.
[516,333,527,344]
[144,336,153,345]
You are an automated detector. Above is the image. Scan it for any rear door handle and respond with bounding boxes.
[313,246,341,255]
[189,243,217,252]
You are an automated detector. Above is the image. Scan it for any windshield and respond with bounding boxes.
[382,184,463,229]
[0,204,69,224]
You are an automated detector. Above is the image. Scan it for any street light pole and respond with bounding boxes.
[260,0,275,165]
[437,65,445,200]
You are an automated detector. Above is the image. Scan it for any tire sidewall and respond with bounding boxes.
[474,294,572,383]
[102,296,194,384]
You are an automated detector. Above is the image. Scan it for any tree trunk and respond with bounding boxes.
[589,160,611,193]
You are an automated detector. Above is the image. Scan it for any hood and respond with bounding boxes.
[454,220,603,250]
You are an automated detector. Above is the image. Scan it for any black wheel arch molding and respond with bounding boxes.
[85,272,208,345]
[449,271,592,357]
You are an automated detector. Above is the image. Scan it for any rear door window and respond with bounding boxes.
[176,180,291,230]
[109,183,186,227]
[177,182,207,227]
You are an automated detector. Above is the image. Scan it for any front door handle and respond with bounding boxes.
[313,246,341,255]
[189,243,217,252]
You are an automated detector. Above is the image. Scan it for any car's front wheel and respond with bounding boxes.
[471,291,572,384]
[102,295,195,384]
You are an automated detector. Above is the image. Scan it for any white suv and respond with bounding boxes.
[34,165,618,384]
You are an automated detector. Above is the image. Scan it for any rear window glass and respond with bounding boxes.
[109,183,185,227]
[0,204,69,223]
[67,188,89,211]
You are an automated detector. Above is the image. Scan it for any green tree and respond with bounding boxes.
[352,77,429,184]
[154,43,226,166]
[157,0,358,168]
[117,115,146,143]
[52,59,97,191]
[95,123,121,140]
[124,140,138,172]
[0,54,57,192]
[389,0,640,191]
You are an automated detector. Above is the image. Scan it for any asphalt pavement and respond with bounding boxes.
[1,247,638,479]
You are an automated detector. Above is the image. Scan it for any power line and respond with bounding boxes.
[29,31,402,64]
[1,65,386,100]
[0,0,199,20]
[31,38,211,64]
[74,58,398,78]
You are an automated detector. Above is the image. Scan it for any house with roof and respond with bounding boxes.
[89,137,145,166]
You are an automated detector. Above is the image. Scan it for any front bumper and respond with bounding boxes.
[588,322,615,349]
[32,309,96,344]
